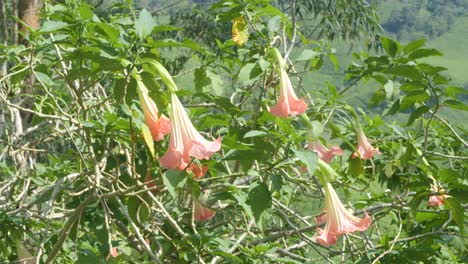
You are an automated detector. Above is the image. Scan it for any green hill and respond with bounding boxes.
[427,16,468,86]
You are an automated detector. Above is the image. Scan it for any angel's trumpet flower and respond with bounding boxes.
[160,94,221,170]
[193,199,216,221]
[268,48,307,117]
[428,183,449,207]
[315,182,372,245]
[352,126,380,160]
[137,81,170,141]
[309,141,343,163]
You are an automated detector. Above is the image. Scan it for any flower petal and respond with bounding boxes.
[190,136,222,160]
[316,227,338,245]
[160,145,189,170]
[194,200,216,221]
[187,163,209,179]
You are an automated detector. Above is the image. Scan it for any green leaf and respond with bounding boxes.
[326,82,337,98]
[400,91,430,110]
[78,3,94,20]
[247,182,272,222]
[194,68,224,96]
[409,48,443,60]
[141,124,155,159]
[296,49,320,62]
[294,150,318,175]
[128,196,141,223]
[308,121,324,139]
[40,21,69,33]
[444,86,468,99]
[317,159,338,183]
[445,196,464,233]
[381,37,399,57]
[232,190,254,220]
[267,16,282,33]
[212,251,243,264]
[369,89,386,108]
[407,106,430,126]
[328,53,339,71]
[135,9,156,39]
[403,39,426,54]
[387,65,423,80]
[400,81,425,92]
[348,157,363,178]
[270,174,283,192]
[443,100,468,111]
[94,22,120,43]
[162,170,187,197]
[153,25,181,33]
[76,253,106,264]
[243,130,268,138]
[385,99,400,116]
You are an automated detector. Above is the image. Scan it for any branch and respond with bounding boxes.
[45,195,97,263]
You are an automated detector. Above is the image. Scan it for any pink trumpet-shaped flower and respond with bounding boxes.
[194,199,216,221]
[268,68,308,117]
[316,182,372,246]
[428,195,448,206]
[309,141,343,163]
[428,184,449,207]
[139,89,170,141]
[186,163,209,179]
[352,126,380,160]
[160,94,221,170]
[106,247,118,260]
[314,212,327,226]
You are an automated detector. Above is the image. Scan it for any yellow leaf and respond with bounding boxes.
[232,16,248,46]
[142,124,155,159]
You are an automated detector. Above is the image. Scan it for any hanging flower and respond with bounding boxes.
[186,163,208,179]
[106,247,118,260]
[428,184,449,207]
[314,212,327,226]
[268,48,308,118]
[309,141,343,163]
[137,83,170,141]
[160,94,221,170]
[315,182,372,246]
[193,199,216,221]
[428,195,448,206]
[352,126,380,160]
[268,67,308,117]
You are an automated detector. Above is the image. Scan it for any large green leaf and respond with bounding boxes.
[409,48,443,60]
[40,21,69,33]
[135,9,156,39]
[294,150,318,175]
[162,170,187,197]
[407,106,430,126]
[381,37,400,57]
[445,196,465,233]
[247,182,272,222]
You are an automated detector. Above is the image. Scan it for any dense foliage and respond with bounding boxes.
[0,0,467,263]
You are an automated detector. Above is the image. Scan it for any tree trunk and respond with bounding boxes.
[17,0,42,127]
[0,1,9,77]
[18,0,41,43]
